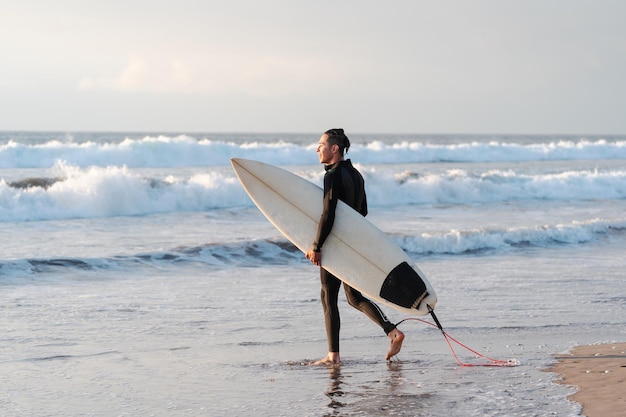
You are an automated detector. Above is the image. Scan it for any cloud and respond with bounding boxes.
[77,51,345,98]
[79,56,191,93]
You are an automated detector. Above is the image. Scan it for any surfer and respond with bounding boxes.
[306,128,405,365]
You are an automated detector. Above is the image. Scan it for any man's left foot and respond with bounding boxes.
[311,352,341,365]
[385,329,405,360]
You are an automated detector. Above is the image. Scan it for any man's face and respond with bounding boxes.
[316,134,337,164]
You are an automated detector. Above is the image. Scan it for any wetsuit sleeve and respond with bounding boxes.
[311,169,341,252]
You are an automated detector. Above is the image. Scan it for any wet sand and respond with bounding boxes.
[549,342,626,417]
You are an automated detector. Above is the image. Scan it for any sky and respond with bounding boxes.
[1,0,625,134]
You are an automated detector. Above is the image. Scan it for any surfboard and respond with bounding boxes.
[231,158,437,316]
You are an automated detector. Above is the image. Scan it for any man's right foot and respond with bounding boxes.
[385,329,405,360]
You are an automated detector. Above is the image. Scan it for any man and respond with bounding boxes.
[306,128,405,365]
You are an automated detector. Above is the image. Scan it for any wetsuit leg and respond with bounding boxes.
[344,283,396,335]
[320,268,342,352]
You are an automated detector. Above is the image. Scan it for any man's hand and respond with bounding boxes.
[305,249,321,266]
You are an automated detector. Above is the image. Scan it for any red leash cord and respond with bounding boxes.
[396,306,520,367]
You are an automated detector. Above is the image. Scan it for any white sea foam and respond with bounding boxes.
[395,218,626,255]
[2,161,625,222]
[1,135,626,168]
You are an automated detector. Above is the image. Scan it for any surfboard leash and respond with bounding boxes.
[395,305,520,367]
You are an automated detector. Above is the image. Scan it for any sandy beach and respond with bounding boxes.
[549,343,626,417]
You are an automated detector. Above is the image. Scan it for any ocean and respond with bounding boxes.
[1,131,625,416]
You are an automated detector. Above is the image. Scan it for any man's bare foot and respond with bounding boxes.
[312,352,341,365]
[385,328,405,360]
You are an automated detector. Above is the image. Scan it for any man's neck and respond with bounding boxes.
[326,155,344,166]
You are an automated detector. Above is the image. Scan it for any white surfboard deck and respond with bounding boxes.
[231,158,437,316]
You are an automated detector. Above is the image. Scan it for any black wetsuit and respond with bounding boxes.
[313,159,396,353]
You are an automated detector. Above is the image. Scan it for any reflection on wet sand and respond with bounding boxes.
[323,360,430,416]
[325,365,345,413]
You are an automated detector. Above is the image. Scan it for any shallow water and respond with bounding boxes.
[2,240,624,416]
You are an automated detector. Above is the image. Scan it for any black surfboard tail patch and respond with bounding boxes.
[379,261,429,310]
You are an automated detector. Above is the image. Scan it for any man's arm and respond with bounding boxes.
[306,168,341,265]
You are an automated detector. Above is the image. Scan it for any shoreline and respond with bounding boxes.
[548,342,626,417]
